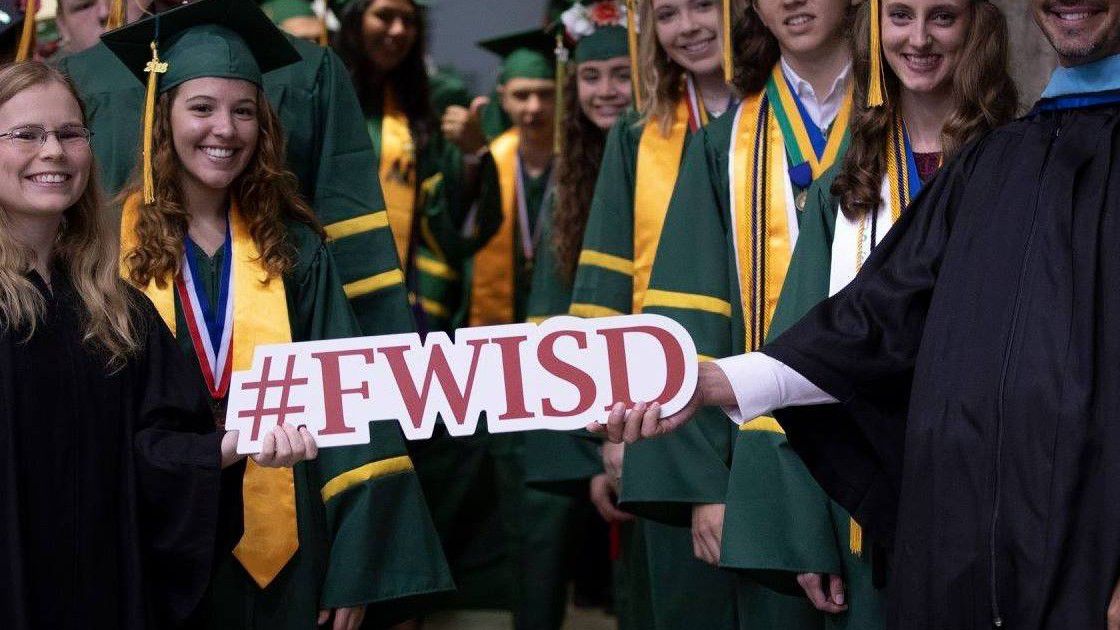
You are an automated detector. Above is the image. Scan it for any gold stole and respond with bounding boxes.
[631,97,690,313]
[469,128,520,326]
[379,89,417,266]
[731,91,794,353]
[119,194,298,588]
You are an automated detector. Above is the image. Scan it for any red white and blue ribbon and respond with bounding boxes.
[176,228,234,399]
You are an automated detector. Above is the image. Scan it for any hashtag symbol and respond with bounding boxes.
[238,355,309,441]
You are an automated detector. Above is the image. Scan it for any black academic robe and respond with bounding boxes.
[765,103,1120,628]
[0,271,221,630]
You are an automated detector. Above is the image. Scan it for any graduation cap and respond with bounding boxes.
[262,0,315,23]
[102,0,300,203]
[478,28,556,84]
[556,1,629,64]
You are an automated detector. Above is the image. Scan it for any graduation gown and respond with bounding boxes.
[571,108,737,630]
[766,99,1120,629]
[367,98,468,331]
[0,271,222,630]
[56,35,411,339]
[522,192,605,493]
[161,223,452,629]
[645,100,839,630]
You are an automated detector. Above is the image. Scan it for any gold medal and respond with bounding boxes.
[795,189,808,211]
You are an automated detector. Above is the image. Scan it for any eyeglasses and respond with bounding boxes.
[0,125,94,149]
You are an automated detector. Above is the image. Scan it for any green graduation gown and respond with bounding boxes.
[645,102,856,629]
[570,110,737,629]
[763,165,890,630]
[171,222,452,629]
[56,35,411,340]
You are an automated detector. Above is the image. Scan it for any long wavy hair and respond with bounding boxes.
[334,0,434,154]
[730,0,780,95]
[0,61,139,367]
[833,0,1017,220]
[122,84,323,288]
[553,69,611,283]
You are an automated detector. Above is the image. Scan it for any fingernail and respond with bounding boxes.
[835,593,845,605]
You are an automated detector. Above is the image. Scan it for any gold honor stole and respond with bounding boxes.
[631,93,698,313]
[119,194,298,588]
[378,89,418,266]
[469,128,520,326]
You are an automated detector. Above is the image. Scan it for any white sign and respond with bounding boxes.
[225,315,697,454]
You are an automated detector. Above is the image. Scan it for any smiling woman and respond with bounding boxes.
[0,60,250,630]
[105,1,453,628]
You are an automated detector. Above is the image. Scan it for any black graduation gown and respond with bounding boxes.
[0,272,221,629]
[764,103,1120,629]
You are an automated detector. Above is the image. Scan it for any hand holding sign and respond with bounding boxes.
[225,315,698,454]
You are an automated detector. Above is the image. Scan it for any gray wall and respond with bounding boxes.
[427,0,548,95]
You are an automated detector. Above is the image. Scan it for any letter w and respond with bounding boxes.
[378,339,488,429]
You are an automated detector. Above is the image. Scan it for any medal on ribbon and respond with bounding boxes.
[176,226,235,400]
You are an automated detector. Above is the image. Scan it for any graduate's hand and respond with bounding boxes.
[601,440,625,482]
[318,605,365,630]
[441,96,488,154]
[691,503,725,566]
[250,425,319,468]
[797,573,848,614]
[1108,574,1120,630]
[590,473,634,523]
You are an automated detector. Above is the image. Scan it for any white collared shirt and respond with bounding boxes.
[779,57,852,132]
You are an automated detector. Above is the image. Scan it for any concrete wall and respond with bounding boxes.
[994,0,1057,107]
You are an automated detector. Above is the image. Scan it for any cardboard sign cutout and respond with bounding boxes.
[225,315,697,454]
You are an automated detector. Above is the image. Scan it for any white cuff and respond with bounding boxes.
[712,352,837,425]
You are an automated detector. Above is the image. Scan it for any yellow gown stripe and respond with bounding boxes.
[415,254,459,281]
[321,455,415,503]
[738,416,785,434]
[469,128,520,325]
[419,296,451,319]
[324,211,390,241]
[569,303,625,319]
[578,249,635,276]
[643,289,733,318]
[344,268,405,298]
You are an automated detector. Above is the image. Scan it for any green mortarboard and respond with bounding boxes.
[101,0,300,203]
[102,0,300,93]
[556,1,629,64]
[262,0,315,24]
[478,28,556,84]
[428,66,471,113]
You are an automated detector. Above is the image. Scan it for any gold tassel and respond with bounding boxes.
[626,0,642,112]
[722,0,732,84]
[849,518,863,556]
[317,16,329,46]
[867,0,885,107]
[105,0,126,30]
[554,33,567,156]
[142,41,168,204]
[15,0,37,62]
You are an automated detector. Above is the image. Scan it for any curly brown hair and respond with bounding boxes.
[833,1,1018,221]
[123,86,324,289]
[729,0,780,96]
[552,69,610,283]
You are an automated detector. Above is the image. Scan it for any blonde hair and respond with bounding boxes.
[0,61,139,368]
[122,84,323,289]
[637,0,744,134]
